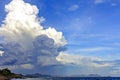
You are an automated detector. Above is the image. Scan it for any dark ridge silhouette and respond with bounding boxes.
[0,68,23,80]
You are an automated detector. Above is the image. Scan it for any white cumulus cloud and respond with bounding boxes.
[0,0,67,67]
[0,51,4,56]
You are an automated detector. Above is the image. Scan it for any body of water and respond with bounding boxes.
[12,77,120,80]
[12,78,46,80]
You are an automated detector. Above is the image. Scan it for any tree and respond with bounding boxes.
[1,68,12,76]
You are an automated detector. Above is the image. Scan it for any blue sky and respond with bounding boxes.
[0,0,120,76]
[37,0,120,59]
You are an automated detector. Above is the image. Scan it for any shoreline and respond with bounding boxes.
[0,75,10,80]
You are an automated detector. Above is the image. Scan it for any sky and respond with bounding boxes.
[0,0,120,76]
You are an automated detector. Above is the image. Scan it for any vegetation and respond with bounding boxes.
[0,68,23,79]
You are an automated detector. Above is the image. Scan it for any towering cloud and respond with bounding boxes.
[0,0,66,69]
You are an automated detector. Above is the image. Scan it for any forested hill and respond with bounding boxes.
[0,68,23,79]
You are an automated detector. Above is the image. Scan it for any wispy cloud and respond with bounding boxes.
[111,3,117,6]
[111,42,120,46]
[94,0,105,4]
[78,47,114,52]
[57,52,104,68]
[56,52,111,67]
[20,64,34,69]
[94,0,117,7]
[56,52,120,76]
[0,63,34,70]
[68,4,79,11]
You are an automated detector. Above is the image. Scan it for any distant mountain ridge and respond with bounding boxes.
[25,73,51,78]
[71,74,101,77]
[25,73,102,77]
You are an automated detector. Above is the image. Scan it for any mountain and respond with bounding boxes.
[70,74,101,77]
[25,73,51,78]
